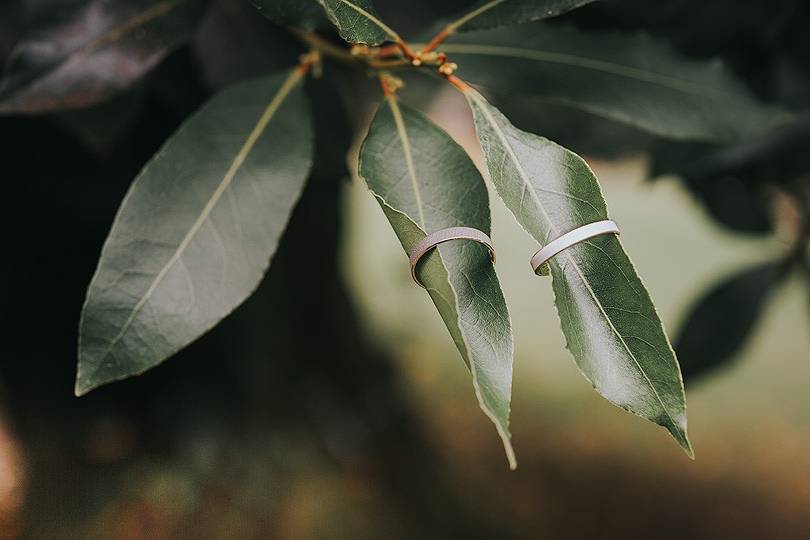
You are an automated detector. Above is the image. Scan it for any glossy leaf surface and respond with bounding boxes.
[676,261,785,382]
[318,0,397,45]
[0,0,205,114]
[77,68,313,395]
[465,88,692,455]
[359,96,515,468]
[251,0,328,30]
[445,24,789,142]
[444,0,597,34]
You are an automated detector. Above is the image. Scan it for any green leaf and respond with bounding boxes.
[0,0,206,114]
[464,88,692,456]
[359,95,516,468]
[443,0,597,34]
[444,24,789,142]
[318,0,398,46]
[76,67,313,396]
[676,261,785,382]
[251,0,329,30]
[650,140,775,234]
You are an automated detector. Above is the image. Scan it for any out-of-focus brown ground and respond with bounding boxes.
[0,413,24,540]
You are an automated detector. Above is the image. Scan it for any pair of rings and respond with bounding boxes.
[409,220,621,288]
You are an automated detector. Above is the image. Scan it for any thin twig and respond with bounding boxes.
[368,58,410,69]
[443,74,472,92]
[421,27,451,54]
[291,29,356,64]
[378,72,404,96]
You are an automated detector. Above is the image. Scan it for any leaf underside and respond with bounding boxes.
[77,68,313,395]
[465,88,692,456]
[359,97,516,468]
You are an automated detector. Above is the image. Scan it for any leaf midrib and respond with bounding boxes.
[444,43,732,100]
[87,68,304,371]
[468,90,681,431]
[385,95,426,229]
[368,99,515,467]
[328,0,399,40]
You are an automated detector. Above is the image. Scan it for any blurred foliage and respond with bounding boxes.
[675,261,787,381]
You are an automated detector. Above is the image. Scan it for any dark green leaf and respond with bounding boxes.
[250,0,328,30]
[651,119,810,233]
[651,140,774,234]
[490,97,655,160]
[359,96,515,468]
[318,0,397,45]
[444,24,790,142]
[465,88,692,455]
[676,261,785,383]
[442,0,597,34]
[0,0,206,114]
[77,67,313,395]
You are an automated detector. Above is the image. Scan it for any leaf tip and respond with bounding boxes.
[73,376,93,397]
[74,352,104,397]
[681,437,695,460]
[668,423,694,459]
[491,416,517,470]
[504,437,517,471]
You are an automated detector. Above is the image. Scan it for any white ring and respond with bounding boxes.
[530,220,620,275]
[409,226,495,288]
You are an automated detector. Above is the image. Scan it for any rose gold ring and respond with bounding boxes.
[409,226,495,288]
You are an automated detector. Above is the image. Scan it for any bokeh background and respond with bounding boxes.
[1,0,809,538]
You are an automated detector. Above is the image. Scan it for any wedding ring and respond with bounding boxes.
[531,220,620,275]
[409,227,496,287]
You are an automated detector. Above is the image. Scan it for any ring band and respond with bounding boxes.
[531,220,620,275]
[409,226,496,287]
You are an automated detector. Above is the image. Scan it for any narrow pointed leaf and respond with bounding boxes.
[0,0,206,114]
[317,0,398,46]
[443,0,597,34]
[77,67,313,395]
[445,24,789,142]
[359,96,516,468]
[465,88,692,455]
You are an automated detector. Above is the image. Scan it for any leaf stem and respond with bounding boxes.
[443,73,472,92]
[397,40,420,62]
[421,0,507,53]
[421,27,450,54]
[296,50,321,75]
[376,43,403,58]
[368,58,411,69]
[292,30,356,64]
[293,30,414,71]
[378,72,403,96]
